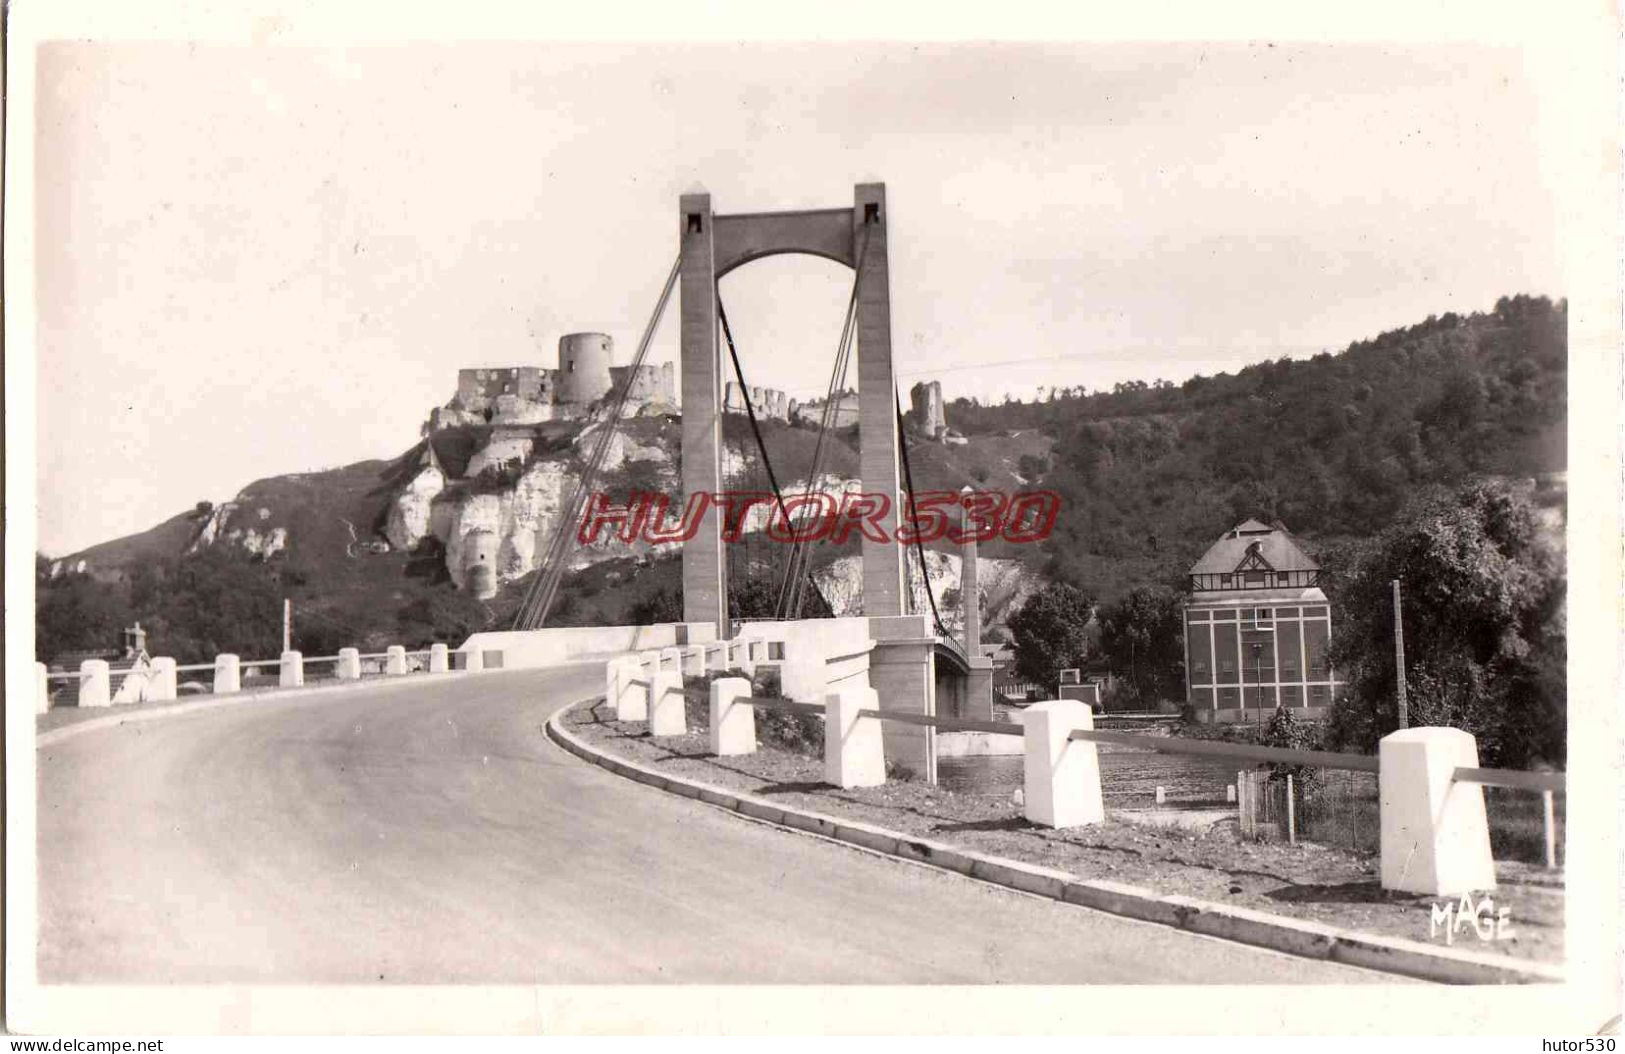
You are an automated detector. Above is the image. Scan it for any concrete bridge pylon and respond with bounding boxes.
[678,184,906,632]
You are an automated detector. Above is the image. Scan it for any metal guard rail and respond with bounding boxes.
[1454,766,1564,793]
[1065,727,1380,773]
[860,709,1014,736]
[649,683,1565,794]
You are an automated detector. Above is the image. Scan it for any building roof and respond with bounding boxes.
[1190,520,1319,575]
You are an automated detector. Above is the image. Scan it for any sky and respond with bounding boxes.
[32,40,1561,556]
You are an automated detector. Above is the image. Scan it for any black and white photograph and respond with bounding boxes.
[5,0,1620,1039]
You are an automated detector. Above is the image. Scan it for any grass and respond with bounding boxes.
[1251,770,1564,867]
[679,668,825,759]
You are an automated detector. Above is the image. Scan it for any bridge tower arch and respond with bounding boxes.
[679,184,906,632]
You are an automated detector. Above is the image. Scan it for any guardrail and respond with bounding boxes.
[35,640,489,715]
[601,656,1565,896]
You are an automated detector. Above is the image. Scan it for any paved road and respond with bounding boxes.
[37,665,1391,984]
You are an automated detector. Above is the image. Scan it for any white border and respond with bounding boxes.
[6,0,1620,1036]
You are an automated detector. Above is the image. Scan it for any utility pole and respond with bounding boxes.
[1392,579,1408,729]
[282,598,292,654]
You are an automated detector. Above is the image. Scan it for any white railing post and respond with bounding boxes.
[78,660,112,708]
[35,662,50,714]
[648,647,686,735]
[337,648,361,680]
[1019,699,1104,828]
[709,677,756,756]
[616,653,654,722]
[280,650,304,688]
[429,643,450,674]
[1542,790,1557,870]
[682,644,706,677]
[605,658,628,718]
[1379,727,1495,895]
[214,653,241,695]
[386,646,408,676]
[149,657,178,702]
[824,685,886,789]
[705,643,729,674]
[730,639,754,677]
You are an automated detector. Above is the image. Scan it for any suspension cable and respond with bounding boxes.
[512,254,681,630]
[777,223,872,618]
[780,294,857,617]
[716,294,834,618]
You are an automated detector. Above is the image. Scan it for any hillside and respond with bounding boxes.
[946,295,1567,598]
[38,294,1565,664]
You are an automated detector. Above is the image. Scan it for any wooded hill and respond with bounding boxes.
[947,295,1566,599]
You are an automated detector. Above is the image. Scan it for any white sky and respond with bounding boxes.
[33,40,1561,556]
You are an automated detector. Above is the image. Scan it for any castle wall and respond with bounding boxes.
[462,528,500,600]
[793,392,860,428]
[557,333,615,405]
[456,367,552,412]
[723,380,791,421]
[610,360,676,406]
[910,379,946,438]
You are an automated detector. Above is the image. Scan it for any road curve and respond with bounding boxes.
[38,665,1391,984]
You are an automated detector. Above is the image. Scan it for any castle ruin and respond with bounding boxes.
[427,332,676,433]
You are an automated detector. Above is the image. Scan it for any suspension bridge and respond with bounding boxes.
[505,182,993,779]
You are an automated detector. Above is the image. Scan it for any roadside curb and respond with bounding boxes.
[546,697,1565,987]
[37,668,496,748]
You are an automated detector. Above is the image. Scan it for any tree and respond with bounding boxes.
[1007,581,1094,688]
[1097,585,1186,707]
[36,567,133,663]
[625,586,683,625]
[1324,479,1565,767]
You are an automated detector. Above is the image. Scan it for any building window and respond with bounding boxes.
[1278,572,1292,585]
[568,361,576,373]
[1220,574,1233,586]
[1220,660,1234,674]
[1245,571,1266,585]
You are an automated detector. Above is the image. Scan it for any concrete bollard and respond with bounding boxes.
[386,645,408,676]
[709,677,756,756]
[79,659,112,708]
[458,647,485,673]
[648,648,686,735]
[429,643,450,673]
[730,639,755,676]
[36,662,50,714]
[1020,699,1104,828]
[280,650,305,689]
[682,644,706,677]
[824,685,886,789]
[337,648,361,680]
[1379,727,1496,895]
[214,653,241,695]
[615,655,652,722]
[707,643,731,674]
[604,658,626,716]
[149,657,178,702]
